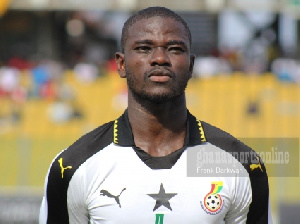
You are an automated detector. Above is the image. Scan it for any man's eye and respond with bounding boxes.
[169,47,185,53]
[135,46,151,53]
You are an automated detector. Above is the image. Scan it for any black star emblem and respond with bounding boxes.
[147,183,177,211]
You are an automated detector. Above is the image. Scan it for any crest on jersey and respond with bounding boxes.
[200,181,224,215]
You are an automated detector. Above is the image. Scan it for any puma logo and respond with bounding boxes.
[100,188,126,207]
[58,158,72,178]
[250,156,263,172]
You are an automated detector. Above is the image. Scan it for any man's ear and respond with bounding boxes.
[188,54,195,78]
[115,52,126,78]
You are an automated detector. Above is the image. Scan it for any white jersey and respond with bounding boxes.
[39,110,271,224]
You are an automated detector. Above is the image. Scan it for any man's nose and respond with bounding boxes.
[150,47,171,66]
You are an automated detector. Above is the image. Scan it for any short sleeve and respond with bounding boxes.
[225,176,252,224]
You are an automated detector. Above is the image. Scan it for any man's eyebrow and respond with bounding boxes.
[134,40,153,45]
[133,40,187,46]
[167,40,186,46]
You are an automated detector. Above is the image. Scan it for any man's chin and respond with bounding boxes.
[132,91,183,104]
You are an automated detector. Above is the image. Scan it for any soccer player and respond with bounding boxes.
[39,7,271,223]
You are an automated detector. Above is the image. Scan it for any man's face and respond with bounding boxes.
[116,16,194,103]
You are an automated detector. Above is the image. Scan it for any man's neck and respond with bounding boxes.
[127,92,188,157]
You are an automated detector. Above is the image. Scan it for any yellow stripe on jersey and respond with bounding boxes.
[197,119,206,142]
[113,119,118,144]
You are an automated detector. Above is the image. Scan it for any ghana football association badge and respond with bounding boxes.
[200,181,224,215]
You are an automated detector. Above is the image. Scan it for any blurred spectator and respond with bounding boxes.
[11,86,27,104]
[29,59,64,99]
[74,62,98,83]
[57,82,75,101]
[47,99,73,123]
[0,66,26,125]
[7,57,33,70]
[246,99,261,116]
[271,58,300,83]
[105,58,118,76]
[31,64,50,97]
[47,95,83,123]
[219,47,243,71]
[193,57,232,78]
[40,81,56,100]
[242,38,268,73]
[0,66,20,97]
[41,60,64,82]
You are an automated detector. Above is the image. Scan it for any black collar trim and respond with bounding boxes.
[113,109,206,147]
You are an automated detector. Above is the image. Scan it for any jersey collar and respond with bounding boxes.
[113,109,206,147]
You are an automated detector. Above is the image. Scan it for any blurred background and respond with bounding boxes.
[0,0,300,223]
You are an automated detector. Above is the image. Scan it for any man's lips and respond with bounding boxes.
[146,69,173,82]
[149,75,170,82]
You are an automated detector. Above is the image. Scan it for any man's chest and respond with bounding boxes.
[76,148,234,223]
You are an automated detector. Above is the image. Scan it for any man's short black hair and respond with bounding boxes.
[121,6,192,52]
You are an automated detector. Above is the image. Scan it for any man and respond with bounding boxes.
[39,7,271,223]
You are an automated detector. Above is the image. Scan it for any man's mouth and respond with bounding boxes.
[149,75,170,82]
[147,69,173,82]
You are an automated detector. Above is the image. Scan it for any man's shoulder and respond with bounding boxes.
[43,119,118,223]
[201,120,252,153]
[46,120,116,187]
[68,120,115,152]
[52,120,115,175]
[200,120,268,178]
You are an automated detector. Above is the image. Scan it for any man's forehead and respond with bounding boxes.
[126,16,189,40]
[128,16,182,29]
